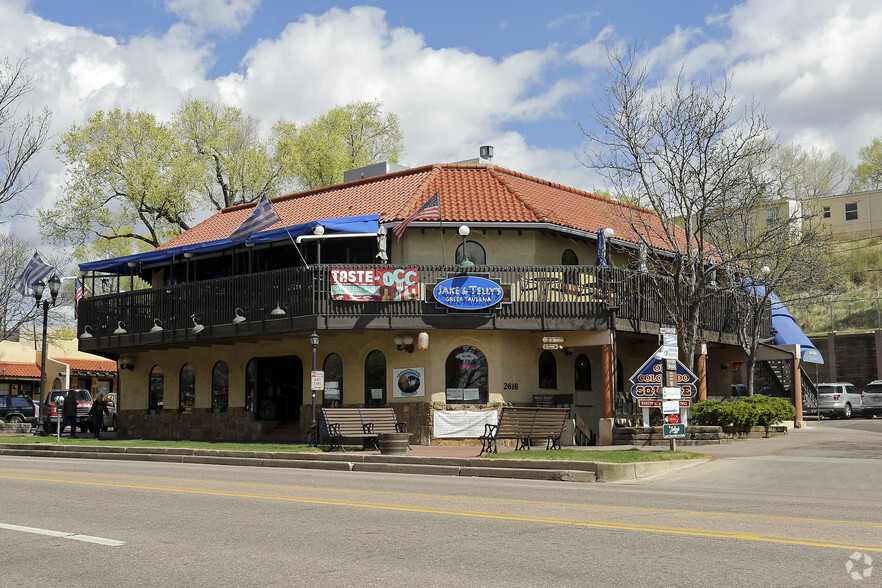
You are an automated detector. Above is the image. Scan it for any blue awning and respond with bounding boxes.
[749,283,824,364]
[79,214,380,274]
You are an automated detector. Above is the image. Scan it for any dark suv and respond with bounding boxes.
[0,395,36,424]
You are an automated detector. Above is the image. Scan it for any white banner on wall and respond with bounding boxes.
[433,409,498,438]
[392,367,425,398]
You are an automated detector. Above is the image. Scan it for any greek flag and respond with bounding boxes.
[14,251,57,296]
[229,195,282,241]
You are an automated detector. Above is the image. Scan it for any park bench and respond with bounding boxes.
[479,406,570,456]
[320,407,408,451]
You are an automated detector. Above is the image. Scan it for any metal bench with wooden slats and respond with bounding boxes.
[320,407,408,451]
[479,406,570,456]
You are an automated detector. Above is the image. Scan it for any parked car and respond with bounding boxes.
[862,380,882,418]
[102,392,118,431]
[0,394,36,424]
[43,389,93,433]
[817,382,862,419]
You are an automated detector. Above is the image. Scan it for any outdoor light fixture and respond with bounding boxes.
[417,331,429,351]
[761,265,771,276]
[79,325,95,340]
[313,225,325,236]
[395,334,415,353]
[270,304,286,317]
[190,314,204,334]
[309,331,319,448]
[150,318,164,333]
[118,357,134,371]
[33,274,62,436]
[232,308,247,324]
[459,225,474,267]
[113,321,128,335]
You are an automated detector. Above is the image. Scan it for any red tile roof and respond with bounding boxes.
[0,362,41,379]
[158,163,685,252]
[53,358,117,374]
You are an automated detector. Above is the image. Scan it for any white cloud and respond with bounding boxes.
[165,0,261,34]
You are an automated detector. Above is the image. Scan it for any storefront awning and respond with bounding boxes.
[78,214,380,274]
[750,284,824,364]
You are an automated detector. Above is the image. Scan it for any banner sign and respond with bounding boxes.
[433,409,498,438]
[330,268,419,301]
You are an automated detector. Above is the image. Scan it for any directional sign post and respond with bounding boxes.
[629,347,698,448]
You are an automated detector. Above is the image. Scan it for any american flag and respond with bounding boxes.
[75,278,92,319]
[393,191,441,241]
[13,251,56,296]
[229,195,282,241]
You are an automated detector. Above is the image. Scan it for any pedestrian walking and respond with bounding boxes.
[89,393,109,439]
[61,390,78,438]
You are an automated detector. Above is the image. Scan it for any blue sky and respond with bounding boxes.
[5,0,882,232]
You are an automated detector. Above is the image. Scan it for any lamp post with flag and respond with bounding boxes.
[33,275,61,435]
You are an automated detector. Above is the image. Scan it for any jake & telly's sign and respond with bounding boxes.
[427,274,511,313]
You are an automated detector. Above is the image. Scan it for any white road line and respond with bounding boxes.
[0,523,125,546]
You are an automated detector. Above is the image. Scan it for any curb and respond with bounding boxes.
[0,444,709,483]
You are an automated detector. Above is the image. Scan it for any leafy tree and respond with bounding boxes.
[0,56,52,219]
[851,137,882,191]
[767,143,851,201]
[40,109,200,254]
[278,100,404,189]
[175,98,287,210]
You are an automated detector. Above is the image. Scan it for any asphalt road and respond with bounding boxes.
[1,421,881,588]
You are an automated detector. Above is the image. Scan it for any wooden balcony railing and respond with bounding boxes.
[77,264,769,351]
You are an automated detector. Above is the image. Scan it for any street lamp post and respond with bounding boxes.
[33,274,61,436]
[310,331,319,447]
[603,227,615,265]
[458,225,474,267]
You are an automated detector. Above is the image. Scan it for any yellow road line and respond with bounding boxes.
[3,471,882,552]
[2,467,880,530]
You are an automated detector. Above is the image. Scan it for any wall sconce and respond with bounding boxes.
[113,321,127,335]
[720,363,729,370]
[417,331,429,351]
[79,325,95,340]
[190,314,204,334]
[394,334,414,353]
[232,308,247,324]
[118,357,134,370]
[270,303,286,317]
[564,348,573,356]
[150,318,164,333]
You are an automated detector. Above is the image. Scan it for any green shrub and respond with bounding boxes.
[691,395,795,427]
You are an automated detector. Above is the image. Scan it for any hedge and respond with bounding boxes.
[691,395,796,427]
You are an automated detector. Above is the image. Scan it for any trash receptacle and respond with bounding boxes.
[377,432,409,455]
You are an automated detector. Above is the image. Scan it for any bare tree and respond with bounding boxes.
[580,44,774,369]
[0,56,53,219]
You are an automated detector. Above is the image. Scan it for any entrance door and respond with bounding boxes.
[254,356,303,422]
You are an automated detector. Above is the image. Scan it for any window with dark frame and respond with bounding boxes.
[845,202,859,221]
[179,364,195,414]
[364,350,386,408]
[445,345,488,404]
[149,365,164,414]
[455,240,486,265]
[322,353,343,408]
[574,354,591,390]
[822,206,831,218]
[538,350,558,389]
[211,361,229,413]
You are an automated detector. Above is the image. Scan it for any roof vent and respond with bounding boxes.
[480,145,494,160]
[343,162,409,183]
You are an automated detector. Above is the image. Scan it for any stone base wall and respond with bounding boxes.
[119,407,267,442]
[613,425,787,446]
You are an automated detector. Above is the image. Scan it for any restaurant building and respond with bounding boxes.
[76,161,770,444]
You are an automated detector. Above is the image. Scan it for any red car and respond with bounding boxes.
[43,389,93,434]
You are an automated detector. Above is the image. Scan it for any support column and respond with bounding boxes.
[827,332,837,382]
[875,330,882,379]
[694,344,707,403]
[601,343,615,419]
[791,351,803,426]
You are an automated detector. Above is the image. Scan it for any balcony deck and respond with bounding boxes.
[78,264,766,353]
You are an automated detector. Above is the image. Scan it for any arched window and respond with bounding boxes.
[455,240,486,265]
[364,350,386,408]
[538,350,557,389]
[323,353,343,408]
[179,364,195,414]
[445,345,488,404]
[245,358,256,413]
[149,365,164,414]
[212,361,229,413]
[561,249,579,265]
[574,354,591,390]
[52,378,62,390]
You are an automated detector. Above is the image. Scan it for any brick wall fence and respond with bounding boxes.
[809,331,880,390]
